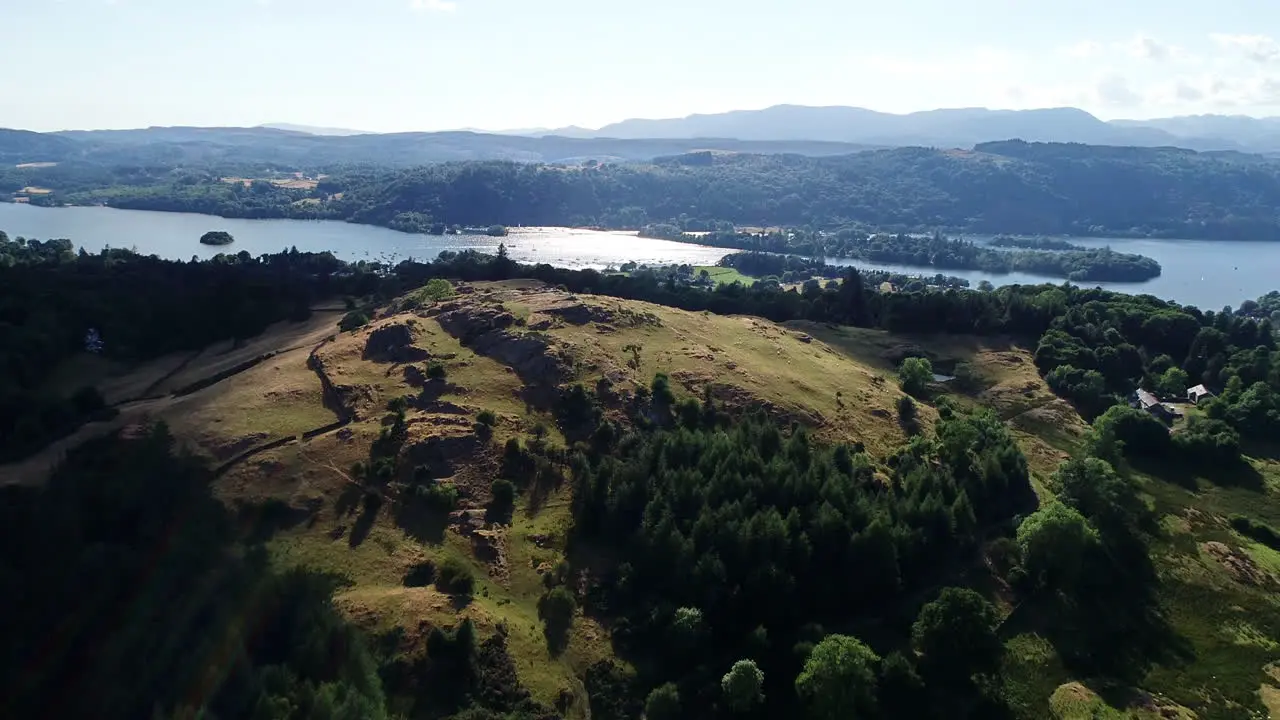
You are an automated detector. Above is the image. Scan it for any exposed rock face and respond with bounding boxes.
[1203,541,1276,587]
[363,321,430,363]
[403,433,484,480]
[436,306,570,389]
[307,350,368,420]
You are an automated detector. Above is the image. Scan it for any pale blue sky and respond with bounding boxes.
[3,0,1279,131]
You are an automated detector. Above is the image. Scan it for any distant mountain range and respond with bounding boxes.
[506,105,1280,153]
[0,127,879,167]
[6,106,1280,168]
[259,123,371,136]
[259,105,1280,154]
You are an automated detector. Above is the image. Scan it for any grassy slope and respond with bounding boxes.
[19,280,1280,719]
[693,265,757,286]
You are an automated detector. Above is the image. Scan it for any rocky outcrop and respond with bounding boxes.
[436,305,571,390]
[308,348,371,420]
[363,321,430,363]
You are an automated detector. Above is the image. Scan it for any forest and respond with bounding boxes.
[8,139,1280,241]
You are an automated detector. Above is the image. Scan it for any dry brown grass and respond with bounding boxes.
[271,178,319,190]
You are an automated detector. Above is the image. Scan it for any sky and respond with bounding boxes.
[3,0,1280,132]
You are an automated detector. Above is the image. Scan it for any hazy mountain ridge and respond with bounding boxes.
[7,105,1280,167]
[0,127,880,166]
[522,105,1279,153]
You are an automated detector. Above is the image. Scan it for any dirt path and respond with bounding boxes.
[0,316,344,487]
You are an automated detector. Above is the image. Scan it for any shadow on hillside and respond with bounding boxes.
[393,499,448,545]
[1130,454,1264,492]
[335,482,363,517]
[349,492,382,547]
[1001,533,1194,683]
[237,498,314,543]
[1242,439,1280,464]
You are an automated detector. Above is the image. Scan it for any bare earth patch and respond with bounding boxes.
[1202,541,1278,588]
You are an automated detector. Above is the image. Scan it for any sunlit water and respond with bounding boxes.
[2,202,1277,311]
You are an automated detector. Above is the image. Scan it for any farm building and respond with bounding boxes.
[1134,389,1180,423]
[1187,384,1215,404]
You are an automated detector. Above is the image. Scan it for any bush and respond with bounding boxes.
[538,586,577,654]
[417,483,459,513]
[436,556,475,595]
[896,395,920,436]
[418,278,455,303]
[426,362,447,381]
[490,478,516,510]
[476,409,498,427]
[1230,515,1280,550]
[898,357,933,397]
[339,310,370,332]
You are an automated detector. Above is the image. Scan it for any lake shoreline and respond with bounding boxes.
[1,202,1276,311]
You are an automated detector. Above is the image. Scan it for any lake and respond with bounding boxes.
[1,202,1277,311]
[827,235,1277,311]
[0,203,730,269]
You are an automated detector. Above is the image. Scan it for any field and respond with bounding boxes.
[12,279,1280,718]
[693,264,757,286]
[219,176,320,190]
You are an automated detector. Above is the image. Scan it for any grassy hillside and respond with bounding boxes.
[10,279,1280,718]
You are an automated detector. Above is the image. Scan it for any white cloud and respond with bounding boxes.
[1210,33,1280,63]
[410,0,457,12]
[1122,34,1179,61]
[1095,74,1141,106]
[1174,81,1204,102]
[1146,72,1280,109]
[1064,40,1102,59]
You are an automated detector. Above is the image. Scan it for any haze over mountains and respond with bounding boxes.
[250,105,1280,155]
[514,105,1280,153]
[6,105,1280,166]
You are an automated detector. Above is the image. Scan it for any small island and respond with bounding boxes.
[199,230,235,246]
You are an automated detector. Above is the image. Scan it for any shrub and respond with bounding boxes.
[896,395,921,436]
[387,395,410,413]
[418,278,455,303]
[339,310,370,332]
[436,556,475,595]
[898,357,933,397]
[418,483,459,512]
[490,478,516,509]
[476,409,498,427]
[538,586,577,653]
[426,362,447,381]
[1230,515,1280,550]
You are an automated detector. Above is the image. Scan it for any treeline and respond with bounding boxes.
[717,251,973,290]
[988,236,1083,250]
[683,231,1160,283]
[0,230,387,461]
[16,140,1280,241]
